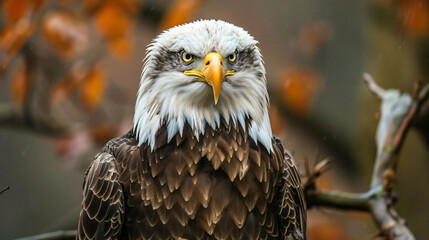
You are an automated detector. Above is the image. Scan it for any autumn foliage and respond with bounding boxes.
[161,0,202,30]
[42,11,89,57]
[92,1,135,58]
[1,1,429,239]
[0,0,140,110]
[397,0,429,36]
[278,67,322,117]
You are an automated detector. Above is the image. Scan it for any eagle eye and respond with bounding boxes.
[181,50,195,64]
[227,52,237,64]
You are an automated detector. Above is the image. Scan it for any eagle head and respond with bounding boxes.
[134,20,273,152]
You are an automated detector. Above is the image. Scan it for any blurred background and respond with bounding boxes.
[0,0,428,239]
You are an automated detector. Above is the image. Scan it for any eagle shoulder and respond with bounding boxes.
[77,135,131,240]
[273,137,307,240]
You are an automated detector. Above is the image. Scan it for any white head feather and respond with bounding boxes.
[134,20,273,152]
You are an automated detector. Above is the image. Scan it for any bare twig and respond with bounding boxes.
[418,83,429,102]
[305,157,376,212]
[304,73,427,240]
[0,186,10,196]
[303,156,311,178]
[303,158,332,189]
[363,72,385,100]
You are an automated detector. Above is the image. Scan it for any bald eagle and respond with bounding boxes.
[77,20,306,240]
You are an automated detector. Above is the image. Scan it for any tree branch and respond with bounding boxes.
[306,189,373,211]
[0,104,68,136]
[362,72,385,100]
[0,186,10,196]
[304,73,428,240]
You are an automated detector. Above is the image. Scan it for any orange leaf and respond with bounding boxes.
[95,2,129,40]
[60,0,78,3]
[278,67,322,118]
[3,0,30,23]
[113,0,138,15]
[400,0,428,36]
[107,35,132,59]
[83,0,103,14]
[94,2,133,58]
[79,64,106,110]
[2,0,44,23]
[42,11,89,57]
[0,18,35,74]
[32,0,45,10]
[11,61,30,106]
[50,61,89,104]
[0,18,35,55]
[160,0,202,30]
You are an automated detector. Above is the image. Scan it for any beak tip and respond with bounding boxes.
[214,96,219,105]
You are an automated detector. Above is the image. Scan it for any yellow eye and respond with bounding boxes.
[228,52,237,64]
[181,50,195,64]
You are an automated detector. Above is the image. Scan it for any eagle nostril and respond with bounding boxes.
[206,61,210,66]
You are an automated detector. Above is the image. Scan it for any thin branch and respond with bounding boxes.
[362,72,385,100]
[418,82,429,103]
[0,186,10,196]
[304,74,425,240]
[307,189,373,211]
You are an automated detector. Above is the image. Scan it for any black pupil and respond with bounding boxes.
[184,53,191,61]
[229,54,234,60]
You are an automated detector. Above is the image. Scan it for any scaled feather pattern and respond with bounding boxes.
[77,20,306,240]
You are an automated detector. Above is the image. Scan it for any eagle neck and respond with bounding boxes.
[133,108,273,153]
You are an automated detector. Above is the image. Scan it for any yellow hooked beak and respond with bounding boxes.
[184,52,235,105]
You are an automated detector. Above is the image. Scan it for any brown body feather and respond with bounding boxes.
[77,120,306,240]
